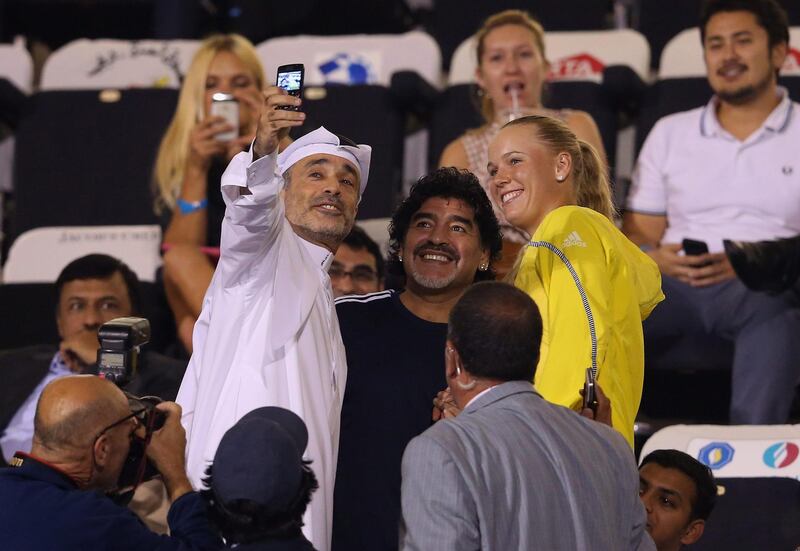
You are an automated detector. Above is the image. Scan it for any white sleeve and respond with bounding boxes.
[627,119,669,215]
[217,148,284,287]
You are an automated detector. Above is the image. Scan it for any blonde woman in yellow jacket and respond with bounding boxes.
[487,115,664,447]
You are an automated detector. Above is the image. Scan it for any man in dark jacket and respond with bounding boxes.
[0,375,220,550]
[0,254,186,464]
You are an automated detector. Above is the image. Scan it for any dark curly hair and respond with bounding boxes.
[200,461,319,545]
[387,167,502,283]
[700,0,789,50]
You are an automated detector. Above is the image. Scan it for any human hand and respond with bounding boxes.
[649,243,706,284]
[252,85,305,160]
[187,116,231,170]
[580,382,612,427]
[59,330,99,372]
[145,402,192,501]
[432,388,461,421]
[683,252,735,287]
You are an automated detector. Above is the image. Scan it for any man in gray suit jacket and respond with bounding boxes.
[400,282,655,551]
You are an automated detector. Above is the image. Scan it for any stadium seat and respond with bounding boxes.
[0,38,33,94]
[0,281,176,354]
[256,31,441,87]
[4,225,162,283]
[635,0,800,70]
[11,88,177,240]
[423,0,612,71]
[640,424,800,477]
[431,29,650,175]
[693,478,800,550]
[40,39,200,90]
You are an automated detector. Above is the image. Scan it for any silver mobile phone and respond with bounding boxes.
[583,367,598,417]
[210,92,239,141]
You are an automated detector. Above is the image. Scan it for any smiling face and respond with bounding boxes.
[399,196,489,293]
[282,153,360,252]
[476,24,548,117]
[639,463,705,551]
[703,10,786,106]
[487,124,572,235]
[204,50,260,131]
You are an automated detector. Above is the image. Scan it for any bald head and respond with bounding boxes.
[33,376,129,452]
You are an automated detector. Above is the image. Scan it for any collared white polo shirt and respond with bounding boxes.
[628,87,800,252]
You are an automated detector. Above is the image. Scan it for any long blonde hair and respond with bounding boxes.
[475,10,547,123]
[153,34,264,212]
[503,115,615,282]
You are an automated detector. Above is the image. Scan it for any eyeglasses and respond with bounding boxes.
[95,408,148,441]
[328,266,378,284]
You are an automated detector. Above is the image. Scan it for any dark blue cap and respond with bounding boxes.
[211,407,309,513]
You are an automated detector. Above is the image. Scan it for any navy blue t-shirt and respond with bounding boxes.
[332,290,448,551]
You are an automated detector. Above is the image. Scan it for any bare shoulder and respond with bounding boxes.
[564,110,600,139]
[439,137,470,170]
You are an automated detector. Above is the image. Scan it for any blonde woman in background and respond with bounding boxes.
[155,34,268,353]
[440,9,606,276]
[487,115,663,447]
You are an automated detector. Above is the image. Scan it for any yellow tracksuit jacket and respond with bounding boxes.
[514,206,664,447]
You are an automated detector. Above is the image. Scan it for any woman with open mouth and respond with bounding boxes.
[439,9,606,278]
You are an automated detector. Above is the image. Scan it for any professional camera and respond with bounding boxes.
[97,317,151,386]
[97,317,165,502]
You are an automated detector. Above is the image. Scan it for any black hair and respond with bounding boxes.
[700,0,790,49]
[200,461,319,544]
[55,254,142,315]
[388,167,502,283]
[341,225,385,281]
[640,449,717,522]
[448,281,542,382]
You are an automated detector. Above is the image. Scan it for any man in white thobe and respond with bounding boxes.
[176,86,371,551]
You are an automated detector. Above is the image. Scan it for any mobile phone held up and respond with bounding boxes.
[276,63,304,110]
[682,238,709,256]
[210,92,239,142]
[582,367,598,418]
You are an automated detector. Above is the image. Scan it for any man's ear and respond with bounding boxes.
[93,434,110,467]
[771,41,788,73]
[445,340,460,381]
[680,519,705,546]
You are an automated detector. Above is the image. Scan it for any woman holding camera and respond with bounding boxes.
[154,34,265,353]
[487,115,663,447]
[439,9,606,276]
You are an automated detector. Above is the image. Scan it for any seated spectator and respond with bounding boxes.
[639,450,717,551]
[0,254,187,465]
[487,114,663,447]
[329,225,384,298]
[332,168,502,551]
[0,375,220,550]
[399,282,654,550]
[439,9,606,275]
[622,0,800,424]
[201,406,318,550]
[154,34,269,353]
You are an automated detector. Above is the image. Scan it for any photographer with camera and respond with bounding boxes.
[0,375,220,550]
[0,254,187,466]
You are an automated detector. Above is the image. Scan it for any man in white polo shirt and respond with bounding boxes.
[623,0,800,424]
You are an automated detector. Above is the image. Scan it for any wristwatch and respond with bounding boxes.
[177,197,208,215]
